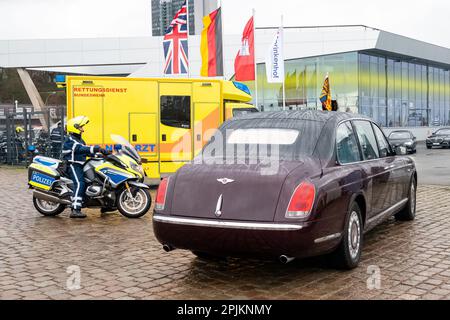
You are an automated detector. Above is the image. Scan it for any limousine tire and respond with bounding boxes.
[331,202,363,270]
[395,177,416,221]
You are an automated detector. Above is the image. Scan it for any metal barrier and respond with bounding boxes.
[0,107,65,166]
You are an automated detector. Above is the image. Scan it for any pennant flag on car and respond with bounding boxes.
[200,7,223,77]
[320,74,332,111]
[234,16,255,81]
[163,0,189,75]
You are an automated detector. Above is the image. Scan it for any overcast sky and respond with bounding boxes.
[1,0,449,48]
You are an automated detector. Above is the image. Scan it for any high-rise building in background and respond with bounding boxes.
[151,0,218,36]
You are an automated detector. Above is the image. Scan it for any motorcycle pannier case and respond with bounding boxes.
[28,163,60,191]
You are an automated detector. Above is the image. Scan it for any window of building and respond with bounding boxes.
[378,57,387,127]
[387,59,395,127]
[244,52,358,113]
[394,60,402,127]
[353,120,379,160]
[160,95,191,129]
[440,69,445,126]
[446,70,450,126]
[336,121,361,164]
[239,50,448,130]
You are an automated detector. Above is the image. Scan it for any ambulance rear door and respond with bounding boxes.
[192,81,221,156]
[129,113,159,177]
[158,82,192,175]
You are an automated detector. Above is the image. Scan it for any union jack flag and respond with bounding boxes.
[163,1,189,75]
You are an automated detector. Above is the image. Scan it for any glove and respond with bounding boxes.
[100,148,112,156]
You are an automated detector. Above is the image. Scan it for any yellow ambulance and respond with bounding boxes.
[64,76,256,180]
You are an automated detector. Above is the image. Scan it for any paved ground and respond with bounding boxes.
[1,167,450,300]
[411,142,450,186]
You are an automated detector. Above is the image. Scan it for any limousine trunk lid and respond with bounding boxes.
[169,161,308,222]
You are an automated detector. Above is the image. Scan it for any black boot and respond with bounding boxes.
[70,209,87,219]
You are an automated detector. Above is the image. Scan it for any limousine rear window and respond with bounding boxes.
[200,119,323,161]
[227,128,299,145]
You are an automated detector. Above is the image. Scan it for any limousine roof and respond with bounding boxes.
[231,110,371,123]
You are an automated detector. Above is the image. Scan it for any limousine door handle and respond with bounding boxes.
[384,165,395,170]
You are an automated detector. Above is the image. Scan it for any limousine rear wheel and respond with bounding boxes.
[395,177,416,221]
[332,202,363,270]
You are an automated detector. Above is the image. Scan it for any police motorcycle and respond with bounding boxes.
[28,134,151,218]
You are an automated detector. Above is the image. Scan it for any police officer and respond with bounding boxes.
[16,126,24,135]
[15,126,25,162]
[63,116,109,218]
[50,122,63,158]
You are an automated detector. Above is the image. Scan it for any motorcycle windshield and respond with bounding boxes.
[110,134,141,163]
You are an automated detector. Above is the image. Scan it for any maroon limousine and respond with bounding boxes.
[152,111,417,269]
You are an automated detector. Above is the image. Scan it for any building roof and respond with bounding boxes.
[373,30,450,68]
[257,25,450,68]
[2,25,449,77]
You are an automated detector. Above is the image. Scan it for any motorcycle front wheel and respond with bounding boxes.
[117,187,151,219]
[33,196,66,216]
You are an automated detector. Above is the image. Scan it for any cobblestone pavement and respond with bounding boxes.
[1,167,450,300]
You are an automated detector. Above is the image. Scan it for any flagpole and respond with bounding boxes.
[253,8,258,110]
[281,15,286,111]
[186,0,190,78]
[219,0,225,80]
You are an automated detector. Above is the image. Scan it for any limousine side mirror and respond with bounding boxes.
[395,146,407,156]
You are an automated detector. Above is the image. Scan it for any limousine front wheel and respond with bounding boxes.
[395,177,416,221]
[332,202,363,269]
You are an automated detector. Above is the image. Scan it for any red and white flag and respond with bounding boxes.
[234,16,255,81]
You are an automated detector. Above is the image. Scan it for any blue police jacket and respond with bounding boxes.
[62,133,99,164]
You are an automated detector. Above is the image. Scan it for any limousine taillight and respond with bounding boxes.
[286,181,316,219]
[155,177,169,210]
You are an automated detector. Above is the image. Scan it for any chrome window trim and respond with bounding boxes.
[153,215,304,231]
[352,119,381,160]
[335,118,400,167]
[335,119,363,165]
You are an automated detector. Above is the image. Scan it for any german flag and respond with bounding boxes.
[200,7,223,77]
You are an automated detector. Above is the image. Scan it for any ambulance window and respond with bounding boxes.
[233,108,258,118]
[160,96,191,129]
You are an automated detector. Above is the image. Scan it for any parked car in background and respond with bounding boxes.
[426,128,450,149]
[388,130,417,154]
[153,111,417,269]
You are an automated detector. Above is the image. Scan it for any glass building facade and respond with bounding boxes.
[244,51,450,128]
